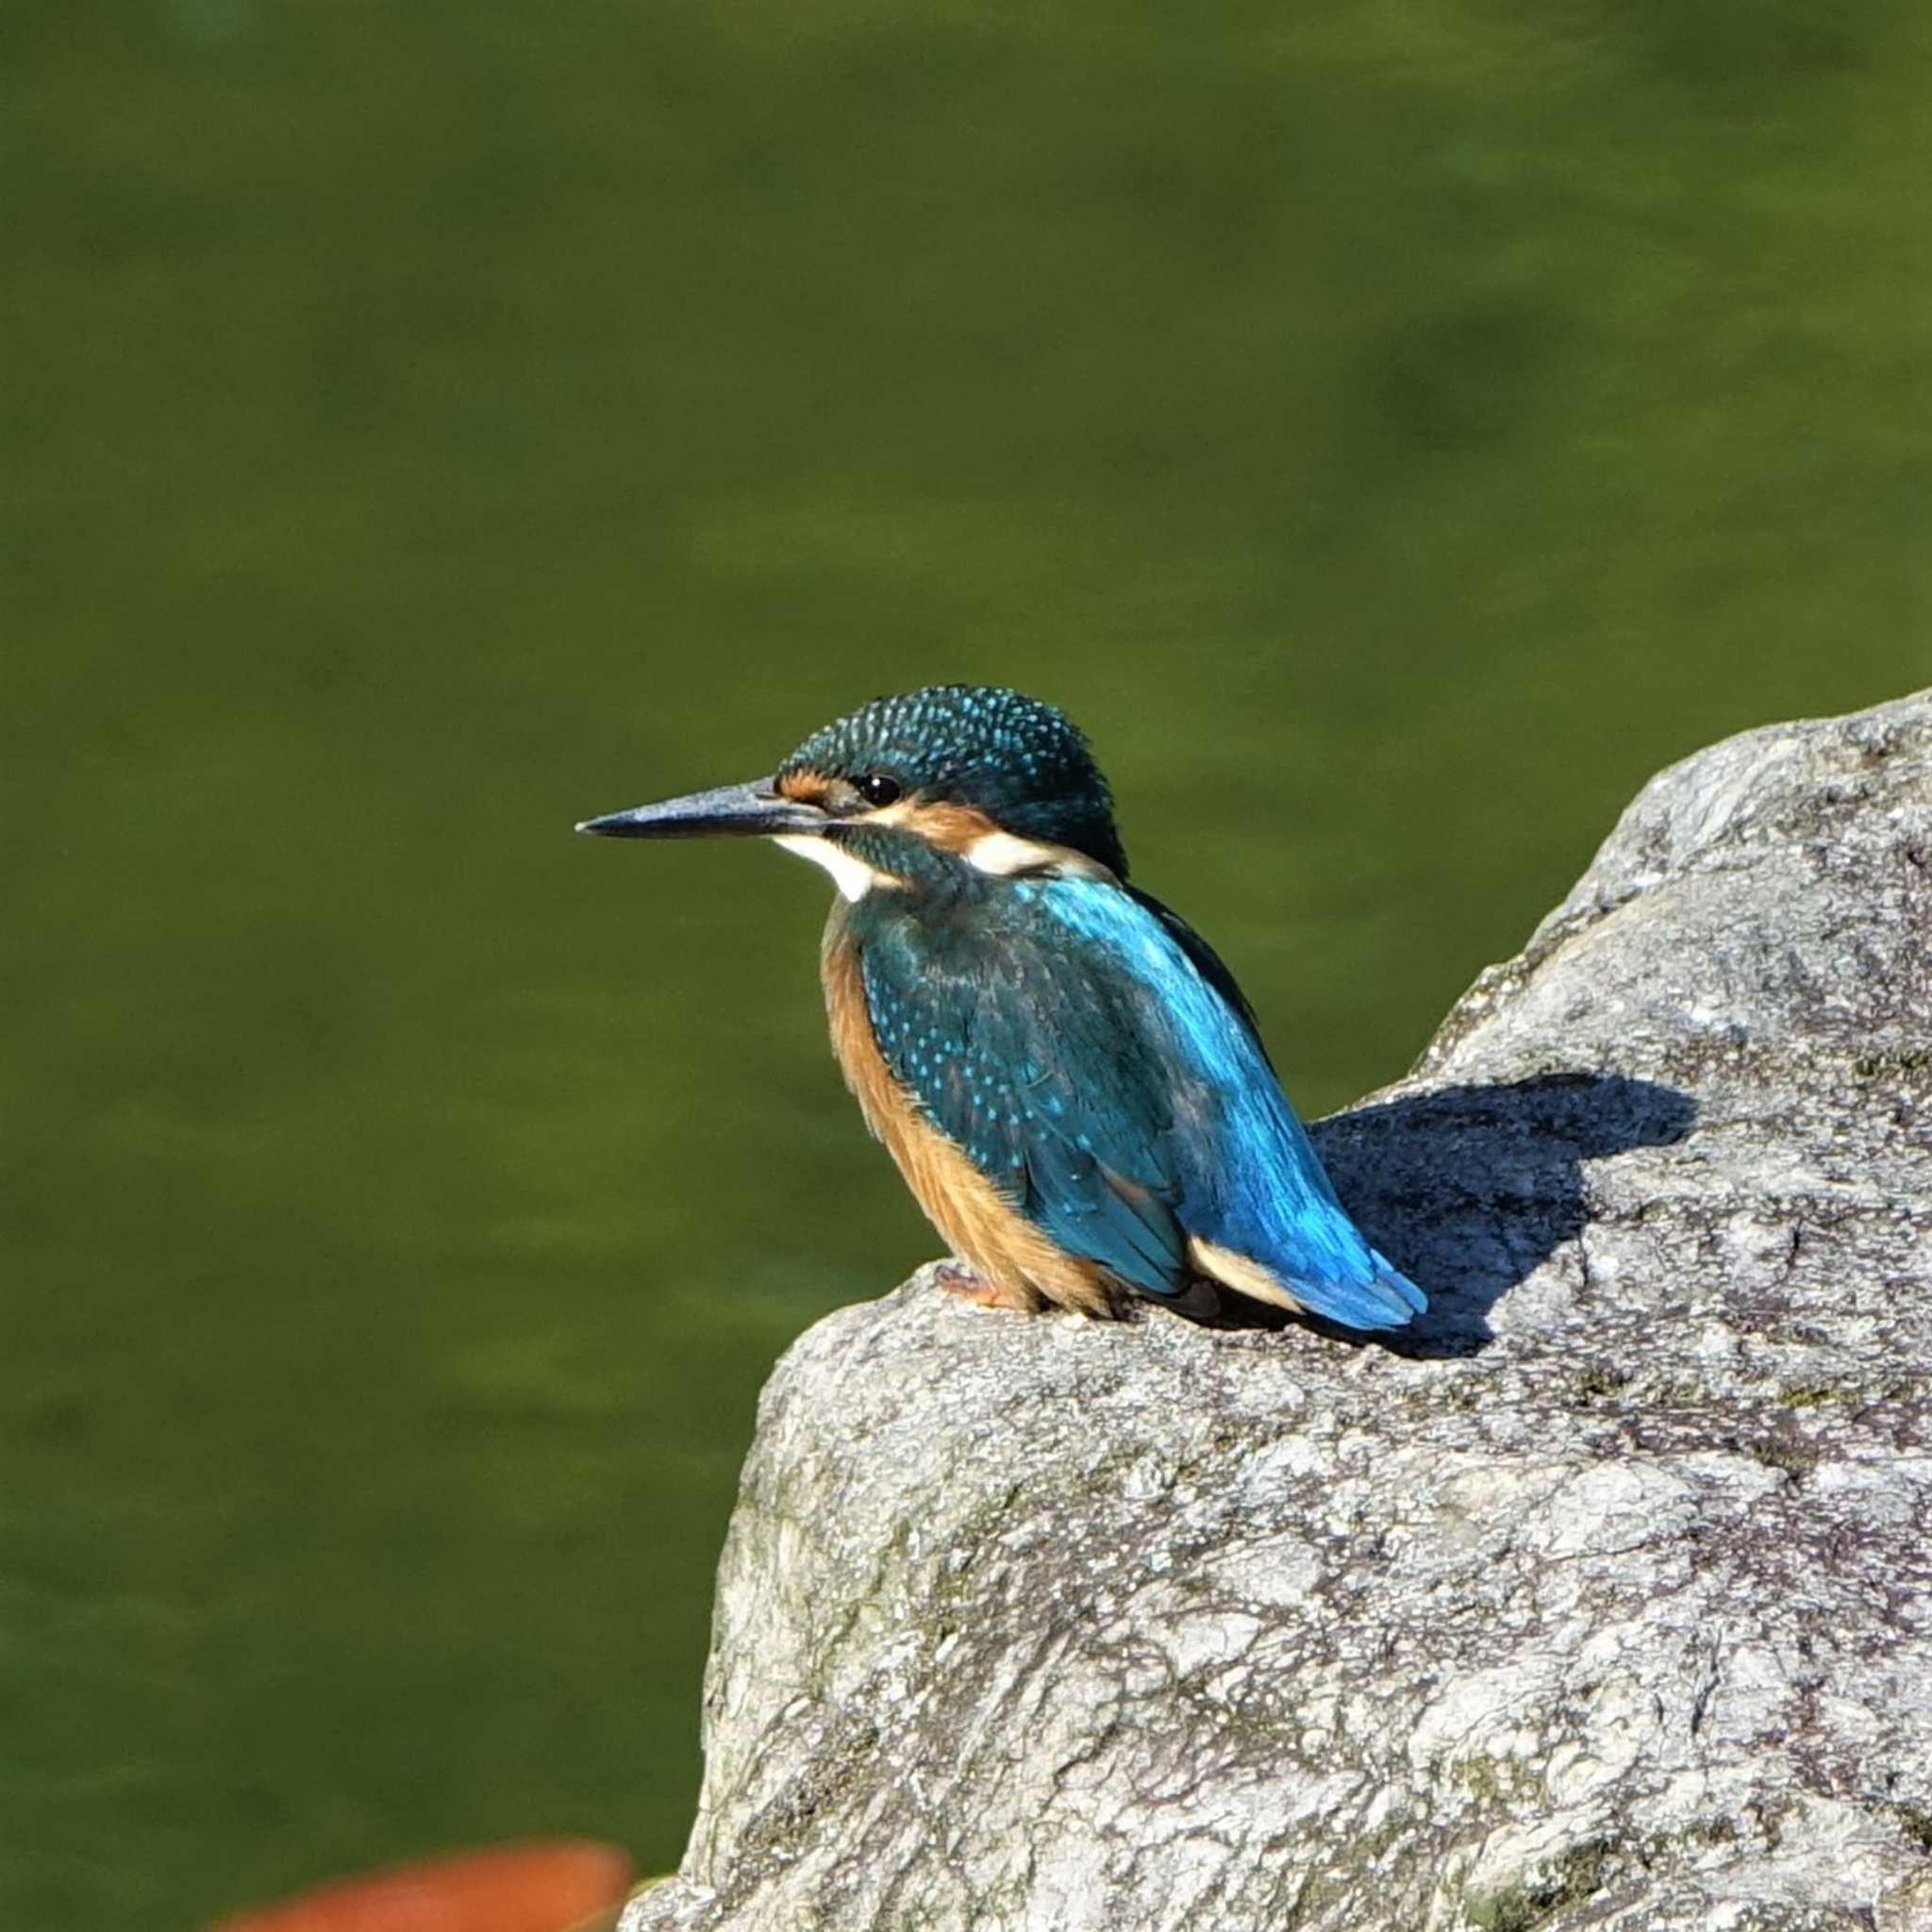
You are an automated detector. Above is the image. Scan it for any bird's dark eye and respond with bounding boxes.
[857,772,903,808]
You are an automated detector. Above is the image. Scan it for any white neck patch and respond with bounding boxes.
[773,834,897,903]
[965,830,1114,881]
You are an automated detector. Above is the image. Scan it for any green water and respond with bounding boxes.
[6,2,1928,1924]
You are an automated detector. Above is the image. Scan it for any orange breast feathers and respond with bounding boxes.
[818,910,1117,1316]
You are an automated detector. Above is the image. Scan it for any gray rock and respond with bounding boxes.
[625,691,1932,1932]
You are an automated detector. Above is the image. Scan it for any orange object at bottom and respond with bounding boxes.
[209,1839,636,1932]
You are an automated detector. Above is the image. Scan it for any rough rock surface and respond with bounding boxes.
[626,692,1932,1932]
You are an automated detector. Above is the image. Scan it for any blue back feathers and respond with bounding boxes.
[856,873,1426,1332]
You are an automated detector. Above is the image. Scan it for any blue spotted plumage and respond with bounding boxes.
[854,871,1422,1329]
[577,685,1425,1333]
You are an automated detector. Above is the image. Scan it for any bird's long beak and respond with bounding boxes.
[575,777,828,841]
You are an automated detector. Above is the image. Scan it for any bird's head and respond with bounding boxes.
[577,685,1128,897]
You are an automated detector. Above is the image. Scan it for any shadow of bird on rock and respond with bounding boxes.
[1172,1073,1696,1356]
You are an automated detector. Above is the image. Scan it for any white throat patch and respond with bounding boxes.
[772,834,897,902]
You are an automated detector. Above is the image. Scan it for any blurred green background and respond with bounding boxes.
[6,0,1928,1924]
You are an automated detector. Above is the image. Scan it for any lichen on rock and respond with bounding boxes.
[625,691,1932,1932]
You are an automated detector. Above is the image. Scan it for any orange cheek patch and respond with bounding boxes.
[883,799,999,851]
[778,770,832,807]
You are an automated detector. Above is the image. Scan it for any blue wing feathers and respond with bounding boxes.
[858,877,1424,1331]
[1024,1137,1183,1296]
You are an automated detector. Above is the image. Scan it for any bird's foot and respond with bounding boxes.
[930,1259,1039,1311]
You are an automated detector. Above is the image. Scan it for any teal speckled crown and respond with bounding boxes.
[778,685,1129,878]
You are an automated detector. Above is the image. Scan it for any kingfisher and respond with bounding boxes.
[576,686,1424,1333]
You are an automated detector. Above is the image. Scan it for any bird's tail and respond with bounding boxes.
[1192,1230,1426,1332]
[1352,1249,1428,1330]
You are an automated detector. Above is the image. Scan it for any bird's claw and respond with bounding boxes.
[928,1259,1041,1310]
[931,1259,998,1304]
